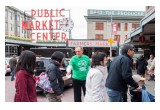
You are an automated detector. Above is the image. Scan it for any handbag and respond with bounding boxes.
[36,72,54,93]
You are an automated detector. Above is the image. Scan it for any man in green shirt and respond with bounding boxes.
[67,46,90,102]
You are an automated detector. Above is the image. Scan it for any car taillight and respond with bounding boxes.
[6,65,10,68]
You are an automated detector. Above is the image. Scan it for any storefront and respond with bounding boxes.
[68,39,118,58]
[125,7,155,58]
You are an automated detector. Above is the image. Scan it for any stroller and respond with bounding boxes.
[129,85,155,102]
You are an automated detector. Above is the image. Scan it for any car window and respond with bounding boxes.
[62,59,69,67]
[36,61,44,67]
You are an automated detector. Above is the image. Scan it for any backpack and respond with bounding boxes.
[36,72,54,93]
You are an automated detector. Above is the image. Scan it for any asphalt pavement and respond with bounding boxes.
[5,70,155,102]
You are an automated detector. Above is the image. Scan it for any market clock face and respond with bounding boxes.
[59,18,74,32]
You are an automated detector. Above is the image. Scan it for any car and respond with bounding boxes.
[5,58,11,76]
[35,57,72,92]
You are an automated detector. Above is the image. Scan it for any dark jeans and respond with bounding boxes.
[122,92,127,102]
[106,87,123,102]
[11,67,15,81]
[73,78,86,102]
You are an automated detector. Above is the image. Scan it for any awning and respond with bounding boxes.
[125,10,155,49]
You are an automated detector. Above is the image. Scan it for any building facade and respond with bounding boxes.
[5,6,32,39]
[5,6,67,57]
[84,9,145,45]
[5,6,33,56]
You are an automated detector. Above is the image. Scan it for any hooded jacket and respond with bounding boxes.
[84,66,108,102]
[46,60,64,96]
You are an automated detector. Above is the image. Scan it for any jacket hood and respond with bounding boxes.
[95,66,108,75]
[51,60,61,67]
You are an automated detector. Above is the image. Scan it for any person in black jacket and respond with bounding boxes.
[105,44,141,102]
[45,51,64,102]
[136,55,148,78]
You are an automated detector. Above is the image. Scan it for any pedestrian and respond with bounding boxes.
[147,54,154,70]
[9,55,17,81]
[84,52,108,102]
[106,56,112,72]
[136,55,148,78]
[105,44,141,102]
[148,57,155,81]
[14,50,37,102]
[67,46,90,102]
[45,51,65,102]
[147,54,154,80]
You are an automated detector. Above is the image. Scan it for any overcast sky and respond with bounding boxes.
[16,6,145,39]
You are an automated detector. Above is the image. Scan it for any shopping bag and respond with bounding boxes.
[36,72,54,93]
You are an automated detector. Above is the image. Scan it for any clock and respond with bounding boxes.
[59,18,74,32]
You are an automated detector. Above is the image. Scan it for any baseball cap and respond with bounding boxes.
[132,75,145,83]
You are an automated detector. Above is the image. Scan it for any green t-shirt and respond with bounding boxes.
[69,55,90,80]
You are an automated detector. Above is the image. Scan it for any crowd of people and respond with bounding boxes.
[10,44,155,102]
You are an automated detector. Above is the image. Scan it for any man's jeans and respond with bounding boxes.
[106,87,123,102]
[11,68,15,81]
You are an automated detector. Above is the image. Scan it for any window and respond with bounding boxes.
[117,23,121,31]
[5,22,8,31]
[95,34,104,40]
[5,10,8,18]
[132,24,140,30]
[17,26,20,33]
[9,11,12,20]
[10,23,12,31]
[124,23,128,31]
[114,35,120,42]
[17,15,20,21]
[22,27,23,33]
[96,23,104,30]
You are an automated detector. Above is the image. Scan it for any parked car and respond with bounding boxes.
[5,58,11,76]
[35,57,72,92]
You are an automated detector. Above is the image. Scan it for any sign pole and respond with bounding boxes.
[110,13,112,58]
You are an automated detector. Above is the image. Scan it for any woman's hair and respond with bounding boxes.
[91,52,107,67]
[51,51,65,63]
[15,50,36,75]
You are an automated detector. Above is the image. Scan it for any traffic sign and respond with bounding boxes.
[107,38,114,44]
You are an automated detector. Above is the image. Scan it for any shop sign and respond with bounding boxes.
[68,40,117,47]
[88,9,145,17]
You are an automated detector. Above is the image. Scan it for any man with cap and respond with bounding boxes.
[105,44,141,102]
[132,74,145,86]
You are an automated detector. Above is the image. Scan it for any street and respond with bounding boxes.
[5,75,74,102]
[5,71,155,102]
